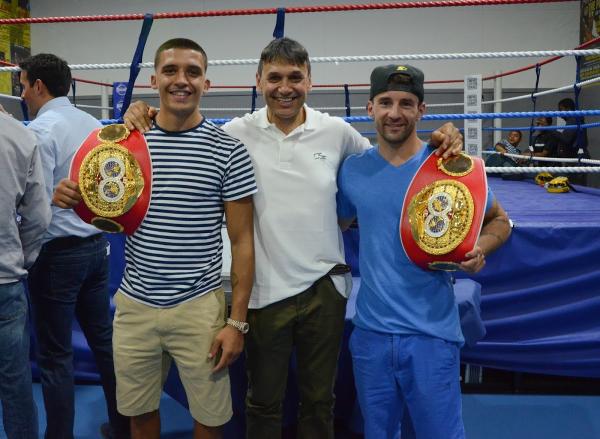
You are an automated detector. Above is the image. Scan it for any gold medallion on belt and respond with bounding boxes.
[407,179,475,255]
[78,125,145,219]
[407,154,476,256]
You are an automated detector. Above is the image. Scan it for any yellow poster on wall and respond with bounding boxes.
[581,0,600,81]
[0,0,30,95]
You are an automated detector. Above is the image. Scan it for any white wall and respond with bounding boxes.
[30,0,581,95]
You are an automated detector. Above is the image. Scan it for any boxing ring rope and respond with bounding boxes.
[5,50,600,113]
[3,50,599,114]
[1,0,595,176]
[3,49,600,73]
[0,0,580,26]
[482,151,600,164]
[2,5,598,117]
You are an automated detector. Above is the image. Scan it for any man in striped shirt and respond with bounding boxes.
[54,38,256,439]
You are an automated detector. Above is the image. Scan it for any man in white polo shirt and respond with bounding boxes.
[123,37,462,439]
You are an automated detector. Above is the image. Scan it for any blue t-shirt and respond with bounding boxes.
[337,143,493,343]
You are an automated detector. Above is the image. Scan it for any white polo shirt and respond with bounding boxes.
[223,106,370,309]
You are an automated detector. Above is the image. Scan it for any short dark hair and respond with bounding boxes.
[154,38,208,70]
[510,130,522,141]
[19,53,71,98]
[558,98,575,110]
[257,37,311,76]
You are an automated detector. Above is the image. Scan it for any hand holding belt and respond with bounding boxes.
[400,151,487,271]
[69,124,152,235]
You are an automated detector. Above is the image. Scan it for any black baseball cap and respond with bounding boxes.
[369,64,425,102]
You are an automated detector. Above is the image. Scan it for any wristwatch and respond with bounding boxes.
[226,318,249,334]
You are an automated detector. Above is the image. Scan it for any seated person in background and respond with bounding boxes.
[494,129,522,155]
[530,117,560,159]
[485,130,522,168]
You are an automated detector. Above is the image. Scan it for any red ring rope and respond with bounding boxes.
[0,0,578,25]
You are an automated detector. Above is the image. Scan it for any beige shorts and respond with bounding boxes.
[113,288,232,426]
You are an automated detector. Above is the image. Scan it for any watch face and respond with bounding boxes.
[241,323,250,334]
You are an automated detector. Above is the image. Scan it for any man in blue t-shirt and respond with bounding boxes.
[337,64,511,439]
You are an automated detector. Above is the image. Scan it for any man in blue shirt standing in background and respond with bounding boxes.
[20,53,129,439]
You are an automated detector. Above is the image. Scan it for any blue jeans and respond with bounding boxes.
[350,327,465,439]
[28,234,129,439]
[0,281,38,439]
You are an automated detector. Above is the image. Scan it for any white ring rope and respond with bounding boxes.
[0,94,22,101]
[0,93,113,110]
[2,49,600,72]
[428,75,600,108]
[485,166,600,173]
[482,151,600,165]
[75,103,113,110]
[306,49,600,63]
[5,68,598,114]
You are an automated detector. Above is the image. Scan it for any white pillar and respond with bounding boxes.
[493,72,502,145]
[464,75,482,157]
[100,83,109,120]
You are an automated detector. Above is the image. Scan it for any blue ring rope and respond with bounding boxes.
[93,110,600,126]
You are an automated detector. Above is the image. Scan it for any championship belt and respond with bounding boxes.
[400,151,487,271]
[69,124,152,235]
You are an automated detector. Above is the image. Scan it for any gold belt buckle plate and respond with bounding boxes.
[407,179,475,256]
[78,126,145,219]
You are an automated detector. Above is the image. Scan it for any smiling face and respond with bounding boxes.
[256,60,312,133]
[368,90,425,149]
[151,47,209,130]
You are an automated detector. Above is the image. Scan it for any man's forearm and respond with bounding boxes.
[478,215,511,256]
[228,242,254,322]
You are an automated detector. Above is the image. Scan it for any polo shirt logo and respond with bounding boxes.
[313,152,327,160]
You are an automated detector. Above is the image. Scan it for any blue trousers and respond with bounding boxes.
[28,234,129,439]
[0,281,38,439]
[350,327,465,439]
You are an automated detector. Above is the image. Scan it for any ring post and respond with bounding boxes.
[464,74,482,157]
[121,13,154,118]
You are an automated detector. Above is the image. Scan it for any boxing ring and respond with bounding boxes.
[1,0,600,435]
[460,177,600,378]
[95,175,600,436]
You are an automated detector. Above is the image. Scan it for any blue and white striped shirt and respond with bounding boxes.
[120,119,257,307]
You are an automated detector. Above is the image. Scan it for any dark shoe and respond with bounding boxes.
[100,422,113,439]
